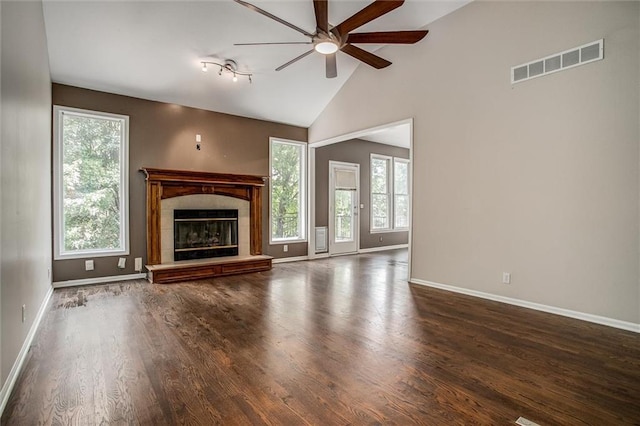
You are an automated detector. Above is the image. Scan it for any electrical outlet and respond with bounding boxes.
[85,260,94,271]
[283,244,288,252]
[22,305,26,323]
[118,258,126,269]
[134,257,143,272]
[502,272,511,284]
[379,236,383,242]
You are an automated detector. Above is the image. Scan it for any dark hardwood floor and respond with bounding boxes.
[2,249,639,425]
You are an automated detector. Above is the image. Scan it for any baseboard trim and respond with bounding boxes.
[0,285,54,416]
[358,244,408,254]
[53,273,147,288]
[311,253,330,259]
[410,278,640,334]
[272,256,309,264]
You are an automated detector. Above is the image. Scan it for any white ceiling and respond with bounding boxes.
[360,122,411,148]
[42,0,469,127]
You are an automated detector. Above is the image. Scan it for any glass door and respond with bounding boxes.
[329,161,359,255]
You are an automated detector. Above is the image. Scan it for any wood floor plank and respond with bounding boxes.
[2,250,639,425]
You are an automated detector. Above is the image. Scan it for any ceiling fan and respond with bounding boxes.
[233,0,429,78]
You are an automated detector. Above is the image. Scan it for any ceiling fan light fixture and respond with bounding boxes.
[315,41,338,55]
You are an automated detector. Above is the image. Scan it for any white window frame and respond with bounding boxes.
[393,157,410,231]
[53,106,130,260]
[370,154,411,233]
[370,154,393,233]
[269,137,307,244]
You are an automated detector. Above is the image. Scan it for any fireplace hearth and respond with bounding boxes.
[174,209,238,261]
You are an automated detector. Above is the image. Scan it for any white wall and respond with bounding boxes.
[1,0,52,393]
[310,1,640,324]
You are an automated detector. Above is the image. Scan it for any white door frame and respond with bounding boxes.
[328,161,360,256]
[307,118,414,280]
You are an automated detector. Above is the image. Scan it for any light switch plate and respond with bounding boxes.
[85,260,94,271]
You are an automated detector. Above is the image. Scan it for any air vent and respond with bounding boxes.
[511,39,603,84]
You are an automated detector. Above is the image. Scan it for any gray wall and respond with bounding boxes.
[310,1,640,324]
[1,0,52,389]
[316,139,409,250]
[52,84,308,282]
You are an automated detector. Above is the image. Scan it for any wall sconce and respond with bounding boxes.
[201,59,252,83]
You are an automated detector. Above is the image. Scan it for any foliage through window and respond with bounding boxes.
[394,158,410,229]
[270,139,306,242]
[371,155,391,230]
[53,106,129,259]
[370,154,410,232]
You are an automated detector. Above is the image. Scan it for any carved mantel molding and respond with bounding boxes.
[140,168,267,266]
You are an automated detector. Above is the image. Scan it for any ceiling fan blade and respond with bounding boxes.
[326,53,337,78]
[275,49,315,71]
[235,42,313,46]
[334,0,404,36]
[341,44,391,69]
[347,30,428,44]
[233,0,314,38]
[314,0,329,34]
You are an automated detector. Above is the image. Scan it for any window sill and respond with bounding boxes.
[54,249,129,261]
[270,239,308,246]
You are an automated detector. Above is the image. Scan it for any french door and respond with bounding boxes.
[329,161,359,255]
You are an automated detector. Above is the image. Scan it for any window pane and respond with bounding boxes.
[372,194,389,229]
[61,113,123,252]
[394,194,409,228]
[271,141,305,241]
[371,158,388,193]
[394,160,408,195]
[335,189,353,241]
[371,155,391,231]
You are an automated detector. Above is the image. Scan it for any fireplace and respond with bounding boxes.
[141,168,272,284]
[174,209,239,261]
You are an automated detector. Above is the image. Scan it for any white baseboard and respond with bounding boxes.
[53,273,147,288]
[410,278,640,333]
[358,244,408,254]
[0,285,54,416]
[272,256,309,264]
[310,253,330,260]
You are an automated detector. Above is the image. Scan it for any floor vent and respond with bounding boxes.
[511,39,603,84]
[315,226,328,253]
[515,416,540,426]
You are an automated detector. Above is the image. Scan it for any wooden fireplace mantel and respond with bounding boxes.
[141,168,271,283]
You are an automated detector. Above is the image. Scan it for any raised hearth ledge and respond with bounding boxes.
[146,255,273,284]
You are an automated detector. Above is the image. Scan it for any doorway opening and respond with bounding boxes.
[308,118,413,278]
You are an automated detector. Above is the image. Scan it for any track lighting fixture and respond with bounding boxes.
[200,59,252,83]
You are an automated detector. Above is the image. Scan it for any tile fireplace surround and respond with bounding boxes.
[141,168,272,283]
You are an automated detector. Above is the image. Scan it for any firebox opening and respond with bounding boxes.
[174,209,238,261]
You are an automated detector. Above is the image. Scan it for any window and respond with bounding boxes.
[370,154,410,232]
[394,158,410,229]
[370,154,392,231]
[270,138,306,243]
[53,106,129,259]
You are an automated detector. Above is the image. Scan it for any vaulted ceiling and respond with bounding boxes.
[43,0,469,127]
